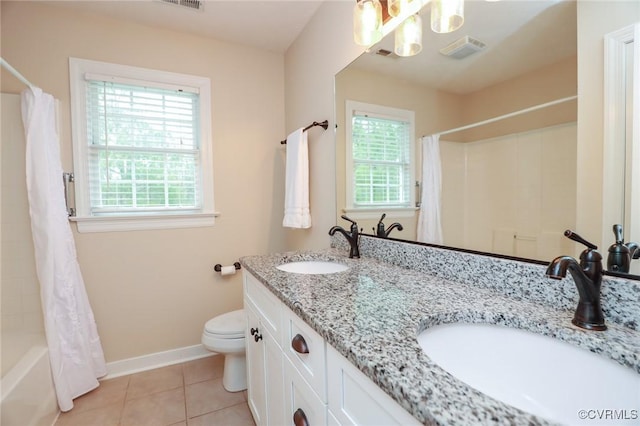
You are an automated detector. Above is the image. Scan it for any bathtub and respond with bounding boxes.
[1,334,58,426]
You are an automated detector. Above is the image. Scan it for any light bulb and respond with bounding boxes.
[388,0,418,18]
[394,14,423,57]
[354,0,383,46]
[431,0,464,34]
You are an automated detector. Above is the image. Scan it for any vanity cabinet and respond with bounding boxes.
[244,272,285,426]
[327,345,419,426]
[244,271,417,426]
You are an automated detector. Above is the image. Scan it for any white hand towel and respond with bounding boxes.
[283,128,311,228]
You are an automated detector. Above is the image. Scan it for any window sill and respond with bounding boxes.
[70,212,221,233]
[342,207,417,220]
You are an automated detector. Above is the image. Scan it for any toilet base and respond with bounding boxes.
[222,353,246,392]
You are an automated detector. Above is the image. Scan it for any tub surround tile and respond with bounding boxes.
[240,238,640,426]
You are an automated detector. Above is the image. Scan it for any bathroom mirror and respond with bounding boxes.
[335,0,640,278]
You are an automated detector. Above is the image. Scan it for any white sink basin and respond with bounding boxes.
[276,261,349,274]
[417,323,640,425]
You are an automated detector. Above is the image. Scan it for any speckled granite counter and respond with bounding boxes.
[239,244,640,426]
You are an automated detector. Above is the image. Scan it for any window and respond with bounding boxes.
[69,58,216,232]
[345,101,416,217]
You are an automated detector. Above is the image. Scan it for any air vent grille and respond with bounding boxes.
[440,36,486,59]
[159,0,203,11]
[373,48,399,59]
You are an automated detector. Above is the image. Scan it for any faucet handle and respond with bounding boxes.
[564,230,598,250]
[340,215,357,226]
[613,224,624,244]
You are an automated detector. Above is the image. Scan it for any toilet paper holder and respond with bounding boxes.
[214,262,241,273]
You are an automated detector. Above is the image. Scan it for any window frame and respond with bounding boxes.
[344,100,417,219]
[69,58,217,232]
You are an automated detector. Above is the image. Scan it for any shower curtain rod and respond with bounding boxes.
[429,95,578,137]
[0,57,35,90]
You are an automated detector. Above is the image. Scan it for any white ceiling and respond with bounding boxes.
[45,0,325,53]
[45,0,576,93]
[352,0,577,94]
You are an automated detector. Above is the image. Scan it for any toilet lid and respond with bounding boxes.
[204,309,246,338]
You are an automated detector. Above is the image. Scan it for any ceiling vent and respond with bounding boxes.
[158,0,204,12]
[440,36,486,59]
[374,48,399,59]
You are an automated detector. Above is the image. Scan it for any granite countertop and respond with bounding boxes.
[239,248,640,426]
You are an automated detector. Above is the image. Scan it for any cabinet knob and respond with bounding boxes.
[291,333,310,354]
[250,327,259,336]
[254,333,263,342]
[293,408,309,426]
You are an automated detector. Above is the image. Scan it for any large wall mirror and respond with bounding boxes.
[335,0,640,278]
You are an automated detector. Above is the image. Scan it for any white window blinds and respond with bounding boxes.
[351,112,412,208]
[85,80,201,214]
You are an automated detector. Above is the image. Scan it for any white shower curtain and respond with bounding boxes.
[21,88,106,412]
[417,134,443,244]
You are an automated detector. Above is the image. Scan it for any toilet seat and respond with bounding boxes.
[203,309,245,339]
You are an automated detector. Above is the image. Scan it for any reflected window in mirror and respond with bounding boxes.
[345,100,416,219]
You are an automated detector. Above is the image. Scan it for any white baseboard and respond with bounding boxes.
[103,344,216,380]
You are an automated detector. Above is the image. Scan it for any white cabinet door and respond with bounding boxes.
[246,303,267,426]
[264,327,285,426]
[284,356,327,426]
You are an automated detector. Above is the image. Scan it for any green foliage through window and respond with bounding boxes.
[86,81,200,213]
[351,113,411,207]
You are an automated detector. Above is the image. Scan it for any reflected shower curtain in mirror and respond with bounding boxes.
[21,87,106,412]
[417,134,443,244]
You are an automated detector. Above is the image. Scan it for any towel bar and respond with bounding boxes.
[280,120,328,144]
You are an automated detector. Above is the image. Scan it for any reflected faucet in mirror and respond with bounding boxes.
[545,230,606,331]
[329,215,360,258]
[606,224,640,274]
[373,213,404,238]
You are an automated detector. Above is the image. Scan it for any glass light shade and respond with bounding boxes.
[388,0,418,18]
[394,14,423,57]
[354,0,383,46]
[430,0,464,34]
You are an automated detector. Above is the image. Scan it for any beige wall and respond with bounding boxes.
[289,0,638,258]
[283,1,363,250]
[576,0,640,250]
[456,56,577,142]
[334,57,576,242]
[1,1,287,362]
[334,67,463,238]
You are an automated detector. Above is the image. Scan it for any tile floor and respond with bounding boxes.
[55,356,256,426]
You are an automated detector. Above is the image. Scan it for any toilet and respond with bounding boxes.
[201,309,247,392]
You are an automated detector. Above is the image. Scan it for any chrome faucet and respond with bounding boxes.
[373,213,404,238]
[329,215,360,258]
[545,230,606,331]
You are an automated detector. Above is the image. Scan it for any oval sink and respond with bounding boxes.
[276,261,349,274]
[417,323,640,425]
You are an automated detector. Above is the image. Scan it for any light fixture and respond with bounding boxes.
[388,0,419,18]
[353,0,383,46]
[430,0,464,34]
[394,14,423,57]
